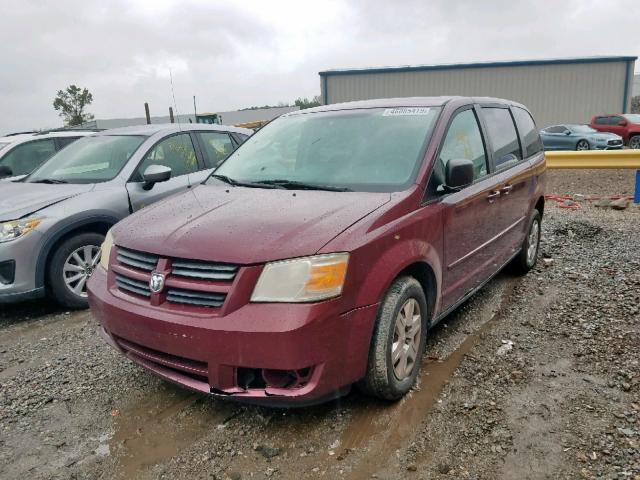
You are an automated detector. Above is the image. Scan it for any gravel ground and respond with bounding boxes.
[0,170,638,480]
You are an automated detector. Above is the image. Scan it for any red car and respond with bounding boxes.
[589,114,640,149]
[88,97,546,406]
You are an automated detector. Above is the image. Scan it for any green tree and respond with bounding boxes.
[294,96,322,109]
[53,85,94,126]
[631,96,640,114]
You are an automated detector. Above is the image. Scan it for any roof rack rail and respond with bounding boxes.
[32,127,104,136]
[4,131,37,137]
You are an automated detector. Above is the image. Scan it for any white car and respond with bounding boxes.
[0,130,96,180]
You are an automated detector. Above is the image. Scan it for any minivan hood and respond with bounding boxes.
[115,184,391,264]
[0,181,94,222]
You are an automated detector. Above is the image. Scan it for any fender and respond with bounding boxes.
[34,211,121,288]
[351,236,443,322]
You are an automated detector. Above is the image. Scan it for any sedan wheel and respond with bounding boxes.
[63,245,101,298]
[47,232,105,309]
[576,140,590,151]
[629,136,640,150]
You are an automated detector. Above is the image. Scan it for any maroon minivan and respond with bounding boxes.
[88,97,545,406]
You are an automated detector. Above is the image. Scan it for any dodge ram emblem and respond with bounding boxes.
[149,272,165,293]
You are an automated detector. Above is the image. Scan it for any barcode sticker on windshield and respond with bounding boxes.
[383,107,431,116]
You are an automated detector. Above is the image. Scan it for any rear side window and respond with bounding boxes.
[197,132,235,168]
[594,117,608,125]
[513,108,542,157]
[481,107,521,169]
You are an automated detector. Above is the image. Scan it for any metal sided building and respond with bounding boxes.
[319,56,637,127]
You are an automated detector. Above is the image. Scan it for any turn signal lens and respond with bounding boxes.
[99,229,114,271]
[251,253,349,303]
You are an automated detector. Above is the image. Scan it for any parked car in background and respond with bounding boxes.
[88,96,545,406]
[0,123,251,308]
[0,130,95,179]
[540,124,623,151]
[589,114,640,149]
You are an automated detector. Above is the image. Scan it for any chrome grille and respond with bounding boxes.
[117,248,159,271]
[115,273,150,297]
[171,259,238,281]
[608,139,622,145]
[167,288,226,308]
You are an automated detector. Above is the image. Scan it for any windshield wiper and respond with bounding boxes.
[210,174,279,189]
[254,179,352,192]
[30,178,68,184]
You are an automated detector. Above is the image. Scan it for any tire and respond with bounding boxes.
[47,232,104,309]
[628,135,640,150]
[358,276,428,400]
[576,139,590,151]
[510,209,541,275]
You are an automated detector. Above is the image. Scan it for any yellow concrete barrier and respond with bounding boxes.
[545,149,640,169]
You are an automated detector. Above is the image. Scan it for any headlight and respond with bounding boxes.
[99,229,114,271]
[0,217,42,243]
[251,253,349,302]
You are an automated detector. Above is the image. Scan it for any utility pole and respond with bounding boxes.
[169,107,174,123]
[193,95,197,123]
[144,103,151,124]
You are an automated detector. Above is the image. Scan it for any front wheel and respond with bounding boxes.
[576,139,590,151]
[628,136,640,150]
[358,276,428,400]
[47,232,104,309]
[511,210,541,275]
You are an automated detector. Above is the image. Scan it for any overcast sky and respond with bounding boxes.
[0,0,638,134]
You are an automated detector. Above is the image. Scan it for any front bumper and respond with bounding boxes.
[88,267,378,406]
[0,231,45,303]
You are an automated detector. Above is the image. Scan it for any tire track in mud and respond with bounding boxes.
[340,275,519,479]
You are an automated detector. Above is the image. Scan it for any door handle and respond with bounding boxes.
[501,184,513,195]
[487,190,501,202]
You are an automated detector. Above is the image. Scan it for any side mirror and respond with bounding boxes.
[142,164,171,190]
[619,120,628,126]
[564,130,572,135]
[445,158,474,190]
[0,165,12,178]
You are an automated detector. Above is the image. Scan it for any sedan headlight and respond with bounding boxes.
[0,217,42,243]
[251,253,349,303]
[99,229,114,271]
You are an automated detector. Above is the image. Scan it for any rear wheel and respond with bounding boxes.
[358,276,428,400]
[48,232,104,309]
[629,135,640,150]
[576,139,590,151]
[511,210,541,275]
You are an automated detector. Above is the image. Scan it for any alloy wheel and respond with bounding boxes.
[391,298,422,380]
[576,140,589,151]
[629,136,640,150]
[63,245,101,298]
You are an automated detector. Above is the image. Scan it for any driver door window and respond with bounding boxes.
[433,109,488,190]
[134,133,198,181]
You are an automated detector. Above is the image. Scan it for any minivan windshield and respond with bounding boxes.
[211,107,441,192]
[26,135,146,184]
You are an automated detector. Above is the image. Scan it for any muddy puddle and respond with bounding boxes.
[341,275,517,479]
[106,384,237,478]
